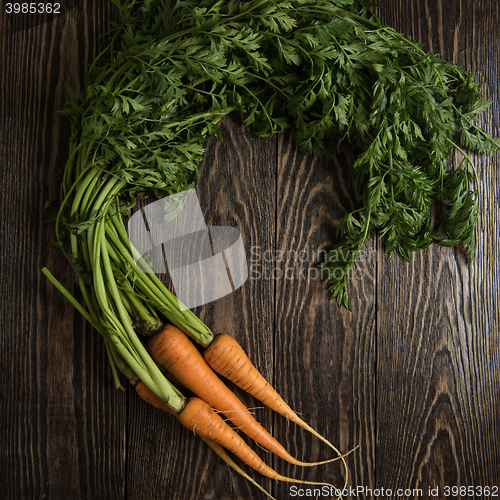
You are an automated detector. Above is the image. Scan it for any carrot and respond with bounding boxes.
[204,333,354,492]
[136,383,344,498]
[162,368,186,389]
[136,381,277,500]
[204,333,340,451]
[146,325,336,467]
[177,397,337,483]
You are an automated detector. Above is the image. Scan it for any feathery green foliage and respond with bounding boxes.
[57,0,499,311]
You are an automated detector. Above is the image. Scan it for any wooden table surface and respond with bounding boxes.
[1,1,499,499]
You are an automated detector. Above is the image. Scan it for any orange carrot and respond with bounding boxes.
[146,325,335,467]
[163,368,186,389]
[177,396,331,481]
[204,333,340,450]
[135,383,342,497]
[135,382,276,500]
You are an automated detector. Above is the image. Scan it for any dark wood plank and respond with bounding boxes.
[0,3,126,499]
[273,128,374,492]
[125,113,278,499]
[272,132,377,499]
[375,0,500,496]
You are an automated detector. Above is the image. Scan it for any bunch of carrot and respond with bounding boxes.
[42,187,351,497]
[43,231,350,498]
[41,0,357,496]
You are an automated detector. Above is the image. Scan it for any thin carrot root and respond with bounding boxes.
[146,325,341,468]
[200,436,277,500]
[136,381,276,499]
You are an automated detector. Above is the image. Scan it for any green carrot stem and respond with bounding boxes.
[97,216,184,405]
[107,222,212,345]
[43,264,183,412]
[76,278,100,322]
[116,283,162,336]
[61,135,91,199]
[109,334,186,413]
[108,342,140,385]
[86,177,125,270]
[41,267,107,336]
[105,341,125,391]
[108,213,213,346]
[72,167,103,221]
[123,288,163,336]
[117,288,134,315]
[55,161,103,245]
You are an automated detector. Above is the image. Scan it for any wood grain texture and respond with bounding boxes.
[270,131,377,498]
[1,1,499,499]
[0,3,126,499]
[376,1,500,498]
